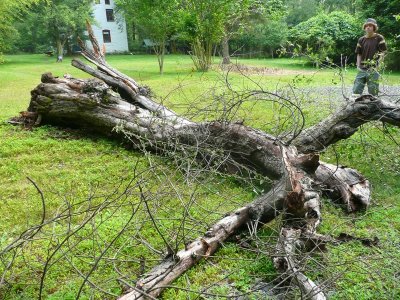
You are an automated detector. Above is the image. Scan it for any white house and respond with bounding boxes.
[90,0,129,53]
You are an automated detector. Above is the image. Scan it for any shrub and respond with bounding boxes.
[288,11,360,66]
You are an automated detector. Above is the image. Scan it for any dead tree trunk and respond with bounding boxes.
[19,22,400,299]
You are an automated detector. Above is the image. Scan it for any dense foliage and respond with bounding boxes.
[40,0,93,57]
[0,0,41,60]
[115,0,180,74]
[232,18,288,58]
[289,11,360,66]
[179,0,229,71]
[2,0,400,70]
[7,0,92,58]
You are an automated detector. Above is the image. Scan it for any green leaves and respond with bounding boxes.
[0,0,41,53]
[288,11,360,65]
[115,0,180,73]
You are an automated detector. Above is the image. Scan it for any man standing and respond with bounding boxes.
[352,18,387,97]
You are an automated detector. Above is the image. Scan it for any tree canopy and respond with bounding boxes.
[4,0,92,59]
[38,0,93,58]
[0,0,41,57]
[116,0,180,74]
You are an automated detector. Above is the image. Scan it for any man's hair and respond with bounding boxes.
[363,18,378,31]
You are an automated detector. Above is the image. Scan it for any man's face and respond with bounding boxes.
[364,24,375,34]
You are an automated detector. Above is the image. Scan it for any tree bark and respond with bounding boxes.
[273,228,326,300]
[315,162,370,212]
[56,39,65,62]
[154,40,166,75]
[221,35,231,65]
[118,145,322,300]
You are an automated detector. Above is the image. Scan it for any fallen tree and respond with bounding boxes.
[8,23,400,299]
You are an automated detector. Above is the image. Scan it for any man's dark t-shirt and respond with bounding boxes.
[355,33,387,69]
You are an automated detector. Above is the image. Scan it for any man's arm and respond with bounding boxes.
[355,37,363,70]
[356,54,362,70]
[377,52,386,65]
[377,35,387,67]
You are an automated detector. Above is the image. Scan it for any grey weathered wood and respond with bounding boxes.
[292,95,400,153]
[29,74,291,180]
[273,228,326,300]
[315,162,370,211]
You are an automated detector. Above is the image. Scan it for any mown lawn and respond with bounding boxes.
[0,54,399,299]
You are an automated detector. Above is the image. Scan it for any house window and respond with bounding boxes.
[102,30,111,43]
[105,0,110,4]
[106,9,114,22]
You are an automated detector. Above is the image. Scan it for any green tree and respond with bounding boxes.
[13,10,53,54]
[284,0,319,27]
[260,19,289,57]
[0,0,41,60]
[116,0,180,74]
[233,18,288,58]
[321,0,356,13]
[40,0,93,60]
[180,0,285,71]
[289,11,360,66]
[180,0,226,71]
[15,0,95,57]
[220,0,285,64]
[2,0,92,60]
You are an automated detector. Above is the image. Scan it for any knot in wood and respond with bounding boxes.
[334,124,354,137]
[82,78,109,94]
[357,104,373,116]
[138,85,152,97]
[41,72,59,83]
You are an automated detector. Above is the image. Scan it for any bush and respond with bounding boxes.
[231,19,289,58]
[288,11,360,66]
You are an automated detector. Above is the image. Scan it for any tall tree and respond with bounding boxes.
[40,0,93,61]
[284,0,319,27]
[220,0,285,64]
[180,0,226,71]
[116,0,180,74]
[0,0,40,59]
[180,0,285,70]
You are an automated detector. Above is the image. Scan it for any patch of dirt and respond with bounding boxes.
[218,63,313,76]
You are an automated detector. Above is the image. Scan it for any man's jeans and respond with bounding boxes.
[352,69,380,96]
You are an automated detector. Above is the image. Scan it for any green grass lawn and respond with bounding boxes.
[0,54,400,299]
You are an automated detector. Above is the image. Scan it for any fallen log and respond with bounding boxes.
[15,22,400,299]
